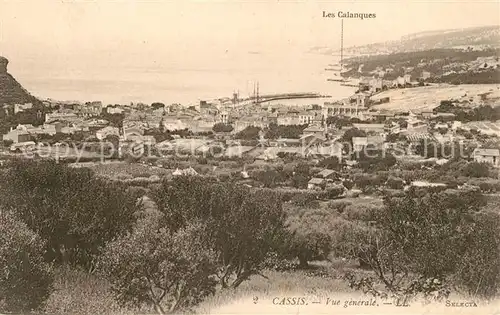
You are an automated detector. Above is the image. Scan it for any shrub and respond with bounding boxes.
[320,185,345,200]
[290,231,332,268]
[452,211,500,298]
[342,204,381,222]
[290,192,320,208]
[386,176,405,190]
[2,139,13,147]
[461,161,492,178]
[327,200,352,213]
[0,210,54,313]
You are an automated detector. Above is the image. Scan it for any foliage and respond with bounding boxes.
[2,139,13,147]
[356,150,397,172]
[290,162,310,189]
[434,102,500,122]
[265,123,307,139]
[341,127,366,145]
[326,116,354,129]
[212,123,234,133]
[290,192,320,208]
[319,185,345,200]
[386,176,405,190]
[0,210,54,313]
[317,156,341,170]
[151,102,165,110]
[0,160,138,268]
[290,232,332,268]
[461,161,492,178]
[414,140,463,159]
[253,168,283,188]
[100,112,125,128]
[149,176,288,289]
[100,209,217,314]
[235,126,261,140]
[340,187,500,301]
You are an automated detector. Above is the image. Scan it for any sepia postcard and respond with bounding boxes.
[0,0,500,314]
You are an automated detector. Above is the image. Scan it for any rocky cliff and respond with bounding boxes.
[0,56,40,105]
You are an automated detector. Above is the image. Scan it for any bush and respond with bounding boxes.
[342,203,381,222]
[327,200,352,213]
[461,161,492,178]
[0,210,54,313]
[320,185,345,200]
[386,176,405,190]
[452,211,500,298]
[290,231,332,268]
[2,139,13,147]
[290,192,320,208]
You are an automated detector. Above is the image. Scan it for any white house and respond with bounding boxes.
[473,148,500,167]
[96,126,120,140]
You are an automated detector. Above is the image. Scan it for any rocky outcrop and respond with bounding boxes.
[0,56,39,105]
[0,56,8,73]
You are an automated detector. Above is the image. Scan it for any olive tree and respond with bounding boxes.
[341,187,499,301]
[100,208,217,314]
[0,160,138,268]
[150,176,289,288]
[0,210,54,313]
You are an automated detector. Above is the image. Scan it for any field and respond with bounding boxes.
[370,84,500,112]
[44,264,499,315]
[73,161,170,179]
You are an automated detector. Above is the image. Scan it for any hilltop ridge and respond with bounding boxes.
[311,25,500,56]
[0,56,40,106]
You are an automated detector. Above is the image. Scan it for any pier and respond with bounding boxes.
[237,92,326,106]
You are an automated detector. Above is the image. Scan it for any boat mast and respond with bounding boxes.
[340,19,344,72]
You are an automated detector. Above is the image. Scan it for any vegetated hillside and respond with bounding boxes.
[312,25,500,56]
[0,56,40,106]
[341,48,500,84]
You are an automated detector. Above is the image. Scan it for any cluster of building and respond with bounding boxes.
[2,83,499,168]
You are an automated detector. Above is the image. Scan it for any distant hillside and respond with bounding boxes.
[0,56,40,106]
[341,48,500,84]
[312,25,500,56]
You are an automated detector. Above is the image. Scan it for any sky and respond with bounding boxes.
[1,1,499,63]
[0,0,498,103]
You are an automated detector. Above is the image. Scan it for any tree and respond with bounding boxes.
[2,139,13,147]
[357,150,397,172]
[149,176,288,289]
[291,163,310,189]
[265,123,307,139]
[151,102,165,110]
[100,208,217,314]
[290,232,332,268]
[0,160,138,268]
[341,128,366,145]
[461,161,491,178]
[253,169,282,188]
[318,156,341,170]
[212,123,234,133]
[235,126,261,140]
[0,210,54,313]
[341,187,500,301]
[101,113,125,128]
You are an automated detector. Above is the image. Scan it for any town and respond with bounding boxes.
[2,68,500,192]
[1,5,500,314]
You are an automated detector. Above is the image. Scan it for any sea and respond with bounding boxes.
[11,51,355,107]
